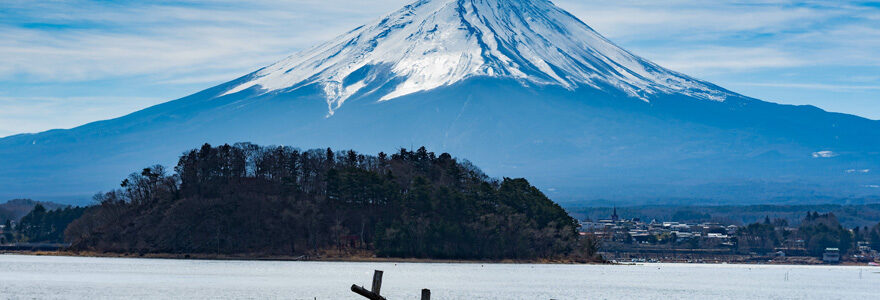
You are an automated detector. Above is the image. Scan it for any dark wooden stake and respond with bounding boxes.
[351,284,385,300]
[351,269,430,300]
[351,270,387,300]
[372,270,383,295]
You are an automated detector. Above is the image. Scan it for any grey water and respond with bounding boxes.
[0,254,876,299]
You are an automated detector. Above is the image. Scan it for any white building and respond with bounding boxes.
[823,248,840,263]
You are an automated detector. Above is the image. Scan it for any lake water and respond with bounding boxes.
[0,254,876,299]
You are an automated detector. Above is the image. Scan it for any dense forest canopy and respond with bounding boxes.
[872,223,880,250]
[798,212,854,256]
[734,212,868,256]
[66,143,597,260]
[14,204,86,243]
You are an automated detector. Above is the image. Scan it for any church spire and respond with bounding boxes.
[611,207,619,222]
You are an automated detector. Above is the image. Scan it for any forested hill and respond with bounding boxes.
[66,144,597,261]
[0,199,67,223]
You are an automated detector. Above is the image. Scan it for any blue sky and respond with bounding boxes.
[1,0,879,137]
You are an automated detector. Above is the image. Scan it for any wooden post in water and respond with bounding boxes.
[351,270,431,300]
[372,270,383,295]
[350,270,387,300]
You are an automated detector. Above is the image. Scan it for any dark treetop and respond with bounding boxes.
[66,143,597,260]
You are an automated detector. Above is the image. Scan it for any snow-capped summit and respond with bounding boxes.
[224,0,729,113]
[2,0,879,205]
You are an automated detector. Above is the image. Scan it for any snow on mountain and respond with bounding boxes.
[223,0,730,114]
[2,0,879,205]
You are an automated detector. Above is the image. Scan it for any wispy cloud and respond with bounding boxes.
[734,82,880,91]
[0,96,167,138]
[566,4,826,40]
[557,0,880,69]
[646,47,806,74]
[0,0,406,83]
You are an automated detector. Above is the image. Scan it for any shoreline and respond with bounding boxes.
[0,250,603,265]
[3,250,876,267]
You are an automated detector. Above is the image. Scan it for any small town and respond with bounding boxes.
[581,208,880,265]
[0,222,11,244]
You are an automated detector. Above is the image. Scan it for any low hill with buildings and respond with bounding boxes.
[569,204,880,228]
[580,208,880,264]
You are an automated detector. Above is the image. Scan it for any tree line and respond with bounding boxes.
[9,204,86,244]
[736,212,880,257]
[65,143,598,261]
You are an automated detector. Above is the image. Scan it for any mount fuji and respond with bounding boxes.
[2,0,879,205]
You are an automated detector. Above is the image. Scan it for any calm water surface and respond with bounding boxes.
[0,254,876,299]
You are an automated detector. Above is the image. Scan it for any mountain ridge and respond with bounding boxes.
[1,0,879,205]
[222,0,730,115]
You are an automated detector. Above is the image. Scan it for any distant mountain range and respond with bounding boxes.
[1,0,878,205]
